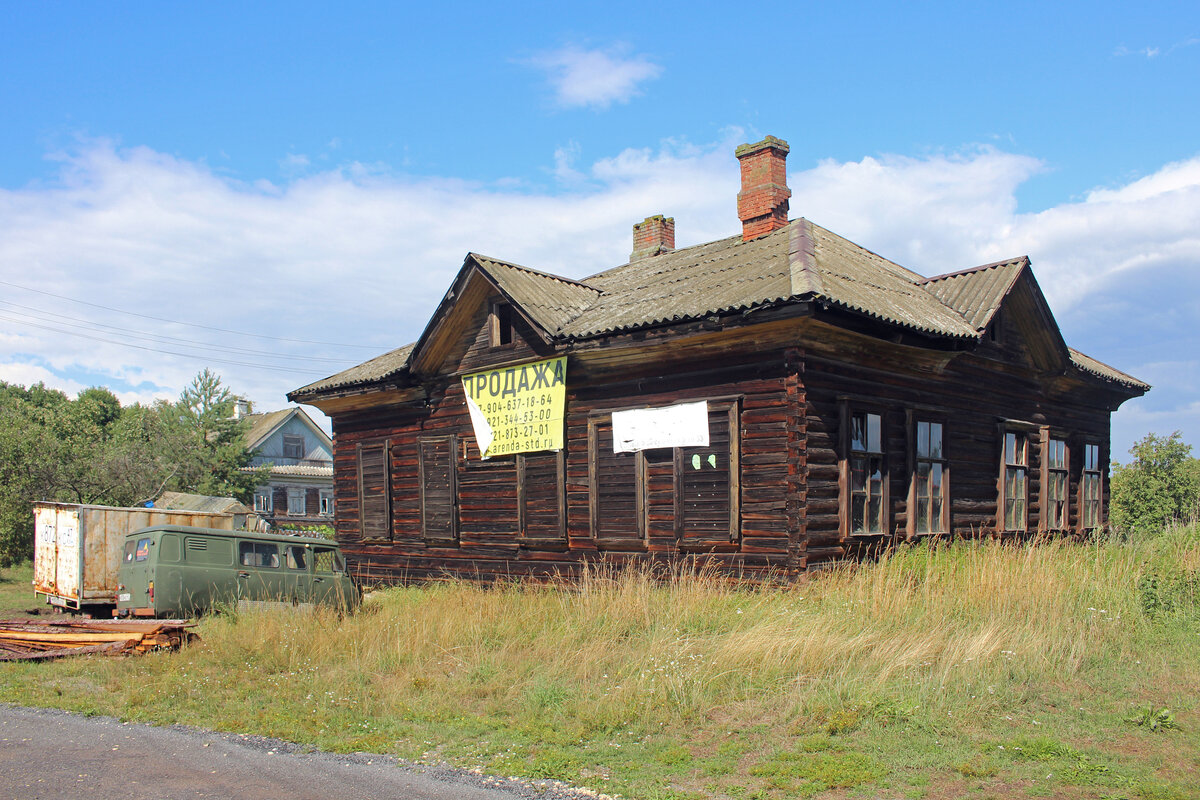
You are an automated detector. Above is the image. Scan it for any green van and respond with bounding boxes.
[115,525,359,617]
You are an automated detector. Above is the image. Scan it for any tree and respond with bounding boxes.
[0,371,267,567]
[1111,432,1200,535]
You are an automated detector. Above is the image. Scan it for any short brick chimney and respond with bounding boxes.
[630,214,675,261]
[736,136,791,241]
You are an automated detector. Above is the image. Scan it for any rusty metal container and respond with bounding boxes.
[32,502,243,612]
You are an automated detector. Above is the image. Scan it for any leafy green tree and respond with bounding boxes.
[1111,432,1200,535]
[0,371,267,566]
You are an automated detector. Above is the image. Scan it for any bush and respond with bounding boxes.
[1111,432,1200,535]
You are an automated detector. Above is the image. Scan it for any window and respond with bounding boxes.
[489,301,514,347]
[517,450,566,543]
[911,419,947,535]
[419,435,458,545]
[845,410,885,534]
[1002,431,1028,531]
[285,545,307,570]
[239,541,279,568]
[287,487,306,516]
[357,439,392,540]
[1044,436,1068,530]
[254,491,272,513]
[1082,443,1102,530]
[282,434,305,460]
[319,490,333,516]
[314,549,345,574]
[588,401,739,548]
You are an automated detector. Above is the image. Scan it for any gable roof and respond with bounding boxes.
[290,217,1147,400]
[241,407,332,452]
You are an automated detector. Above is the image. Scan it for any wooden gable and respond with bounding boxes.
[978,266,1070,376]
[408,259,559,379]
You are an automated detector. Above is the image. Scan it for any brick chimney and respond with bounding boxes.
[736,136,791,241]
[630,214,675,261]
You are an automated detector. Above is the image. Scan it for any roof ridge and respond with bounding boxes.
[788,218,823,297]
[582,232,746,282]
[803,218,929,285]
[923,255,1029,284]
[469,253,599,291]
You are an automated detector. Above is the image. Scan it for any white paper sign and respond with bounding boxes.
[612,401,709,453]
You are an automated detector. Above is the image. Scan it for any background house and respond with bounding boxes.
[237,404,334,529]
[289,136,1148,584]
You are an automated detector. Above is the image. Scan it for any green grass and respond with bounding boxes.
[0,561,38,617]
[2,524,1200,799]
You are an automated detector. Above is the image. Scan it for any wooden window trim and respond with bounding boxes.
[587,400,740,548]
[356,439,393,541]
[676,400,740,549]
[998,425,1029,533]
[905,410,949,539]
[488,300,515,349]
[587,415,647,546]
[418,434,459,546]
[517,449,567,547]
[839,400,889,539]
[1079,440,1104,532]
[1039,428,1070,533]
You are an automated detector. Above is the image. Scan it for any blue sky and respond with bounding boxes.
[1,1,1197,457]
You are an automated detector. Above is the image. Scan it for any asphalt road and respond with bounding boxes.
[0,704,598,800]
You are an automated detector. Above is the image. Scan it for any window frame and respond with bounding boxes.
[253,490,272,513]
[356,438,393,541]
[418,434,459,546]
[839,401,889,538]
[282,433,305,460]
[318,489,333,517]
[488,300,515,348]
[1080,441,1104,532]
[516,449,567,546]
[1040,429,1069,532]
[587,398,741,549]
[998,425,1033,533]
[286,487,306,516]
[906,412,949,538]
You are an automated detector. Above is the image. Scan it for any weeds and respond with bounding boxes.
[2,525,1199,798]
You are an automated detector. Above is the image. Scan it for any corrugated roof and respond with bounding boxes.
[260,464,335,477]
[291,343,415,397]
[1068,348,1150,390]
[292,217,1145,399]
[242,409,293,450]
[155,491,253,515]
[471,254,601,334]
[922,258,1027,332]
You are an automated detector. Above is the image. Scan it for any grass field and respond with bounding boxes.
[2,525,1198,799]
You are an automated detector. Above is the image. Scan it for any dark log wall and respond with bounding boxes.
[325,291,1118,584]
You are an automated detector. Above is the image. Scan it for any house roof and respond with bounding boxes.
[290,217,1147,400]
[240,406,333,451]
[155,491,253,515]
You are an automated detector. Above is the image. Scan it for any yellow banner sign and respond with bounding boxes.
[462,357,566,458]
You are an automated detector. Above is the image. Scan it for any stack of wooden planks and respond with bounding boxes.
[0,619,198,661]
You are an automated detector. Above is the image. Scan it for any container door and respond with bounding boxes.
[56,513,81,602]
[33,510,58,596]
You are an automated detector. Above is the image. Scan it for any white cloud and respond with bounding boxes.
[528,44,661,109]
[1,135,1197,453]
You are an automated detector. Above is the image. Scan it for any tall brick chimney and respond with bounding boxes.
[736,136,791,241]
[630,214,675,261]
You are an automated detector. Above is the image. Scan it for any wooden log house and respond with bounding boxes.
[289,136,1149,584]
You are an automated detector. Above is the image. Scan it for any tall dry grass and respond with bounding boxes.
[165,530,1188,749]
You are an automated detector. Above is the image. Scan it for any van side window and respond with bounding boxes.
[239,541,279,568]
[286,546,307,570]
[314,549,345,574]
[135,538,152,562]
